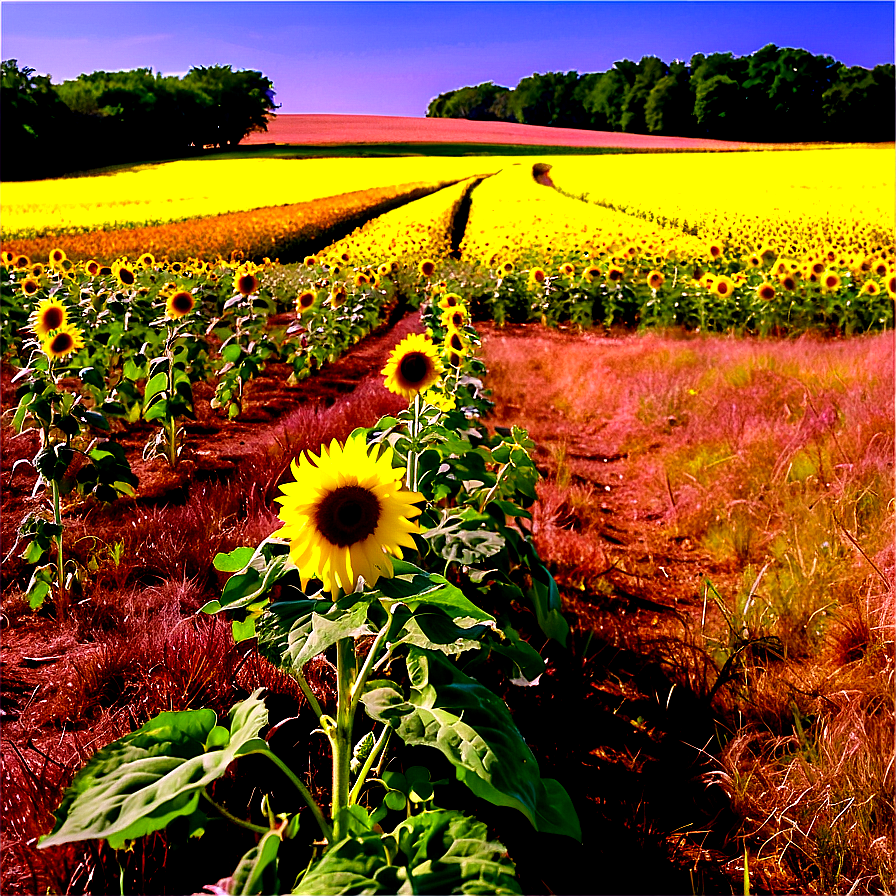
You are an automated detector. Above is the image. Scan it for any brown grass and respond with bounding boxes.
[480,323,895,894]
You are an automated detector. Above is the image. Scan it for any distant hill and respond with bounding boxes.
[239,114,757,150]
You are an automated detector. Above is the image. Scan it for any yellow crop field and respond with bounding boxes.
[0,182,447,263]
[319,176,477,267]
[0,156,502,236]
[458,162,707,265]
[545,146,896,259]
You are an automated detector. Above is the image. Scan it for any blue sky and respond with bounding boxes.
[2,2,893,116]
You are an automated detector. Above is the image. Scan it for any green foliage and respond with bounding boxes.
[39,691,270,849]
[297,809,523,895]
[425,44,895,142]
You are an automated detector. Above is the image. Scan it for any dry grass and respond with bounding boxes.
[480,323,895,895]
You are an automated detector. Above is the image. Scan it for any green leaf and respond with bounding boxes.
[229,830,281,896]
[528,564,569,646]
[221,342,243,364]
[296,809,522,895]
[143,371,168,405]
[422,511,506,566]
[213,546,256,573]
[287,594,375,672]
[361,648,580,841]
[378,559,495,626]
[39,690,269,850]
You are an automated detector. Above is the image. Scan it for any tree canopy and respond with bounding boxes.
[2,62,278,180]
[426,45,895,143]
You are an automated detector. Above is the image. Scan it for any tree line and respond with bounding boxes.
[2,61,278,180]
[426,44,894,143]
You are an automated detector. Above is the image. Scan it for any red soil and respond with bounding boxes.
[240,113,760,151]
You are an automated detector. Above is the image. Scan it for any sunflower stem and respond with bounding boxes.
[350,622,391,718]
[331,636,355,841]
[51,475,66,616]
[296,669,323,720]
[408,392,421,492]
[165,333,178,468]
[201,788,269,835]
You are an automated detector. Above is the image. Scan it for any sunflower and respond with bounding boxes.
[378,263,392,277]
[606,265,624,284]
[443,329,468,359]
[115,263,136,287]
[272,434,423,596]
[582,265,600,284]
[647,270,665,290]
[30,297,68,338]
[235,270,260,296]
[30,263,45,278]
[440,307,466,331]
[2,251,14,266]
[707,243,723,260]
[381,333,442,400]
[418,259,436,278]
[559,262,575,278]
[779,275,797,292]
[747,254,762,268]
[138,253,155,268]
[499,261,515,275]
[860,280,880,296]
[48,248,67,268]
[304,255,319,267]
[873,260,888,278]
[166,289,196,319]
[437,292,463,311]
[822,271,841,292]
[353,273,370,287]
[339,251,351,264]
[14,255,30,269]
[887,274,896,299]
[21,277,41,297]
[297,290,317,313]
[712,276,735,298]
[528,267,547,286]
[329,287,347,309]
[42,324,84,360]
[757,282,776,301]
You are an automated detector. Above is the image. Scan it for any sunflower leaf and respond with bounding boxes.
[295,808,522,895]
[39,690,269,850]
[379,559,495,625]
[361,648,580,841]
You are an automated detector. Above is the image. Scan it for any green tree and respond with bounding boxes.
[425,82,511,121]
[181,65,278,147]
[507,70,583,128]
[694,74,742,140]
[645,61,696,136]
[1,59,72,179]
[620,55,668,133]
[579,61,638,131]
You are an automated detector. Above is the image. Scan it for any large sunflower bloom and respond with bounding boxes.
[42,324,85,360]
[166,289,196,319]
[30,297,69,339]
[272,435,423,596]
[381,333,442,400]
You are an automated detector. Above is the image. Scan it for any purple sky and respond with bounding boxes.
[2,2,893,116]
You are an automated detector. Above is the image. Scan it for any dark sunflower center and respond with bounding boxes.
[50,332,73,354]
[120,269,135,285]
[315,485,381,547]
[43,306,64,329]
[237,275,257,294]
[171,292,193,313]
[399,351,430,386]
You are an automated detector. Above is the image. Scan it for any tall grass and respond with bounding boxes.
[481,324,894,894]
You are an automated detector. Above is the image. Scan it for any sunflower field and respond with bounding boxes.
[1,140,894,896]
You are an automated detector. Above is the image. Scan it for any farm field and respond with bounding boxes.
[1,138,894,896]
